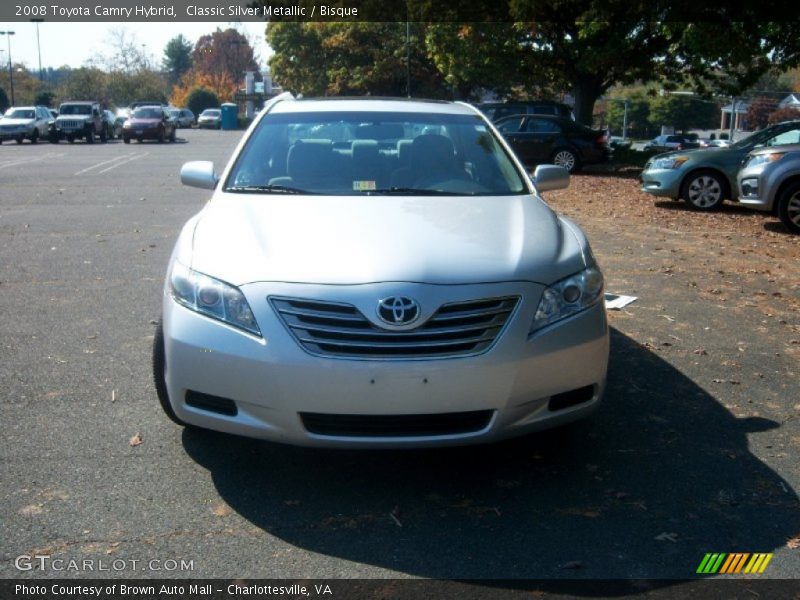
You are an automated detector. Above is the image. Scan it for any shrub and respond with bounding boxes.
[185,88,219,117]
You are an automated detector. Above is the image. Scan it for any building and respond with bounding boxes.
[719,100,749,130]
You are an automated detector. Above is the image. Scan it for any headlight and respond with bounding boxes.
[649,156,689,170]
[531,266,604,334]
[169,262,261,336]
[745,152,785,168]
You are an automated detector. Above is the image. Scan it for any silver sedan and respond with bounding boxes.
[155,95,609,447]
[738,143,800,233]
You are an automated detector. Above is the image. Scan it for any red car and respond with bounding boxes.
[122,105,177,143]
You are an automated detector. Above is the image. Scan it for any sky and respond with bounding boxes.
[0,21,272,72]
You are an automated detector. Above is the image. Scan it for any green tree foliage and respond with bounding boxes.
[163,34,193,85]
[193,28,259,84]
[648,95,719,133]
[34,91,56,107]
[186,87,219,116]
[0,87,9,112]
[605,96,652,138]
[267,23,447,98]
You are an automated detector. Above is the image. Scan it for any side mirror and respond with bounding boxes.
[531,164,570,192]
[181,161,218,190]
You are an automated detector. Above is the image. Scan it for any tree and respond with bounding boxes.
[267,23,448,98]
[746,96,780,130]
[34,91,56,107]
[170,70,236,107]
[605,96,652,138]
[98,27,147,73]
[56,67,109,106]
[185,87,219,116]
[192,28,259,84]
[648,95,719,133]
[163,35,193,85]
[0,87,8,112]
[768,107,800,125]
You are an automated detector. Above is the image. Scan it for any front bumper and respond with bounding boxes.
[123,126,162,139]
[640,167,684,198]
[736,167,771,211]
[0,128,30,140]
[162,281,609,448]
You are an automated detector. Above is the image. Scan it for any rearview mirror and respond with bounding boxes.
[532,164,570,192]
[180,161,218,190]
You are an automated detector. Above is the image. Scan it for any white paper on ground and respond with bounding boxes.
[604,294,638,310]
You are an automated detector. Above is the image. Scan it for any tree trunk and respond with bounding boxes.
[571,76,605,127]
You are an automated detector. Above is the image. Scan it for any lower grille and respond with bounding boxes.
[271,296,519,360]
[300,410,494,437]
[185,390,238,416]
[58,120,84,130]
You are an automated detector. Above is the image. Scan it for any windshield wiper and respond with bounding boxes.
[365,187,462,196]
[225,184,311,194]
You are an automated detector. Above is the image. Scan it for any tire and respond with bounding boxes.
[86,129,94,144]
[153,321,188,427]
[49,135,58,144]
[157,128,165,143]
[680,169,726,211]
[100,126,107,143]
[30,130,38,144]
[552,148,580,173]
[169,128,176,142]
[67,135,74,144]
[777,180,800,234]
[16,136,24,145]
[123,135,130,144]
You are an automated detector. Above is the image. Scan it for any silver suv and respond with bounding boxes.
[738,143,800,233]
[50,101,107,144]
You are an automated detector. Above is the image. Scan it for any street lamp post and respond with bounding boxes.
[0,31,16,105]
[31,19,43,82]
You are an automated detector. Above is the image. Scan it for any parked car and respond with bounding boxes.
[0,106,54,144]
[129,101,168,111]
[50,101,107,144]
[169,108,195,128]
[477,101,575,122]
[643,135,700,152]
[640,120,800,210]
[104,110,122,139]
[609,136,632,149]
[154,95,609,447]
[737,143,800,233]
[494,114,611,172]
[197,108,222,129]
[122,105,177,143]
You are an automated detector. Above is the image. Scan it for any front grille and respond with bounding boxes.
[270,296,519,360]
[300,410,494,437]
[58,120,84,130]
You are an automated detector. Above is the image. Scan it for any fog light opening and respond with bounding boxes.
[185,390,238,416]
[548,385,595,412]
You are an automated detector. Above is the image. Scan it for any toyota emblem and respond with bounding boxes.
[377,296,420,326]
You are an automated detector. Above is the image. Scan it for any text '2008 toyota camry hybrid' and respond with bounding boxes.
[154,94,609,448]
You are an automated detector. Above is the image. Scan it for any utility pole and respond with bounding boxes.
[31,19,43,82]
[729,97,737,142]
[622,99,629,141]
[0,31,15,105]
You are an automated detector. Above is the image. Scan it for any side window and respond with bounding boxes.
[496,117,524,134]
[767,129,800,146]
[525,118,561,133]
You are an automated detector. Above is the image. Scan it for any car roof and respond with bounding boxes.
[269,97,477,116]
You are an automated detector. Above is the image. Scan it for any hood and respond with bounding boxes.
[188,194,587,286]
[653,147,733,162]
[199,114,219,119]
[0,118,34,126]
[127,117,161,125]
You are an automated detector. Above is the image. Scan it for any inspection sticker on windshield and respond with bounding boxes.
[353,180,377,191]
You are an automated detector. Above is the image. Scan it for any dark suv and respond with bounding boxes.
[477,101,574,122]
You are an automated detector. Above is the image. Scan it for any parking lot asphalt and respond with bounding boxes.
[1,131,798,585]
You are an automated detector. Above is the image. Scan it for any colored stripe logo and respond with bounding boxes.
[697,553,773,574]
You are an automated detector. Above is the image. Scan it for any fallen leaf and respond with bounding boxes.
[787,537,800,550]
[129,433,143,447]
[213,503,231,517]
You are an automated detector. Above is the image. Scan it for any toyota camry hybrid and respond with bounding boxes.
[154,94,609,448]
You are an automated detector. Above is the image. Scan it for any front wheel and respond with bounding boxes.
[16,136,24,145]
[123,135,130,144]
[552,148,580,173]
[99,126,107,143]
[777,180,800,234]
[30,130,39,144]
[153,321,188,426]
[681,170,726,211]
[85,129,94,144]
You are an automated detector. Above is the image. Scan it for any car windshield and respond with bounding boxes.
[6,109,35,119]
[202,110,220,117]
[731,124,800,150]
[225,110,528,196]
[59,105,92,115]
[133,108,162,119]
